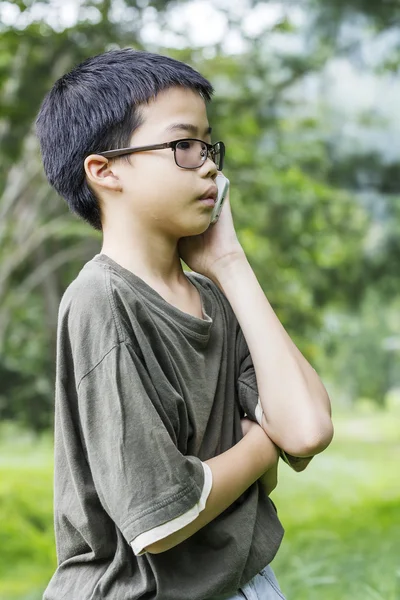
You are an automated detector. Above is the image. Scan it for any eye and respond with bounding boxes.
[177,140,193,151]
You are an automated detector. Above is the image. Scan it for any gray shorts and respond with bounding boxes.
[212,566,286,600]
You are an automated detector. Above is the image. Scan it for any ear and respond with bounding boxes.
[84,155,123,192]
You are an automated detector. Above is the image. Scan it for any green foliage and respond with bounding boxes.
[0,425,55,599]
[309,0,400,74]
[311,0,400,33]
[1,0,400,427]
[316,293,400,406]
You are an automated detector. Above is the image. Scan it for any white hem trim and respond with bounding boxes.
[255,397,264,427]
[130,462,213,555]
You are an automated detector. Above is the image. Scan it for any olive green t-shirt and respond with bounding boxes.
[43,253,284,600]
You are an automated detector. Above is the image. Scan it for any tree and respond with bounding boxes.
[1,0,398,427]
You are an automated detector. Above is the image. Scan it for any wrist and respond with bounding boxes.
[209,251,248,288]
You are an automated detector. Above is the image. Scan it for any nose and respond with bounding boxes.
[201,155,218,179]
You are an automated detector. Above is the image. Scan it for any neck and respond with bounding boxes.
[100,219,186,289]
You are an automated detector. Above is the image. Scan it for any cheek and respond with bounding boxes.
[127,155,191,196]
[120,157,206,231]
[133,162,194,205]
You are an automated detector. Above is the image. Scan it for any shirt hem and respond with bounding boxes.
[131,462,213,555]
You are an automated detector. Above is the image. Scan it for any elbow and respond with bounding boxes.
[283,415,334,457]
[301,421,334,456]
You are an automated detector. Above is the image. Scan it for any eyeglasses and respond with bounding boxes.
[96,138,225,171]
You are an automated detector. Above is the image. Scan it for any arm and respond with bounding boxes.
[259,460,278,494]
[260,411,314,472]
[145,421,278,554]
[212,254,334,458]
[241,416,279,493]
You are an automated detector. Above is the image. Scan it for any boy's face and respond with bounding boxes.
[96,86,219,238]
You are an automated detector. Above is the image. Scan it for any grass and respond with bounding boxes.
[0,427,55,600]
[0,406,399,600]
[271,407,400,600]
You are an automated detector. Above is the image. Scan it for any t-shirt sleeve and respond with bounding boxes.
[236,325,261,424]
[131,461,213,555]
[77,340,207,549]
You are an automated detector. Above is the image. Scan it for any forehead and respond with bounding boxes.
[137,87,210,139]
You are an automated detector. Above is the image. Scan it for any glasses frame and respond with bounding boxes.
[95,138,225,171]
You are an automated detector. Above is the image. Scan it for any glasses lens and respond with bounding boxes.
[176,140,207,169]
[175,140,225,169]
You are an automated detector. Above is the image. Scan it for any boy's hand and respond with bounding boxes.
[178,184,245,279]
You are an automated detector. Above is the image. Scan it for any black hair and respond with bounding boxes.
[36,48,214,230]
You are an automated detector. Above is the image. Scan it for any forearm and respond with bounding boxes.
[259,460,278,495]
[145,426,278,554]
[213,255,333,457]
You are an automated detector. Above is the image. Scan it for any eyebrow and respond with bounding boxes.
[165,123,212,137]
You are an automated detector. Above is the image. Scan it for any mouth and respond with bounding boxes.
[199,186,218,206]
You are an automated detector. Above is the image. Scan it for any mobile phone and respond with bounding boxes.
[210,174,230,225]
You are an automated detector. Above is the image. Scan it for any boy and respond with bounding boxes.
[36,48,333,600]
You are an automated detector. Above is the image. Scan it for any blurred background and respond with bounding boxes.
[0,0,400,598]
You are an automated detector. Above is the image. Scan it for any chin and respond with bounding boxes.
[171,210,209,236]
[185,218,211,237]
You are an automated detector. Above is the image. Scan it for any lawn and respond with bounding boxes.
[272,407,400,600]
[0,407,399,600]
